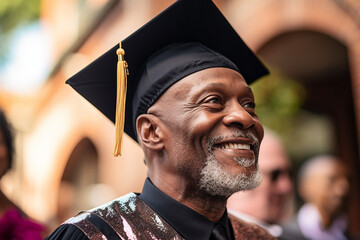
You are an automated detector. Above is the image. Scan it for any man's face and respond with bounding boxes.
[149,67,264,197]
[312,161,350,218]
[255,135,292,223]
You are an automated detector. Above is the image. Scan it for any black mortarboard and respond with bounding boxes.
[66,0,269,156]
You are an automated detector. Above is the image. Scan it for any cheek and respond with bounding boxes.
[176,111,218,145]
[0,143,8,158]
[0,144,9,176]
[255,119,264,141]
[189,117,216,142]
[165,112,209,155]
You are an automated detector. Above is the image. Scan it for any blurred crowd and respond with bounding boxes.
[228,128,357,240]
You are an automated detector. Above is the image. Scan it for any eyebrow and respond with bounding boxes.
[202,82,227,89]
[200,81,253,93]
[246,86,254,95]
[193,82,227,95]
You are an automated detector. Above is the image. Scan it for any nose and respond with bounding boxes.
[277,174,293,195]
[222,101,256,129]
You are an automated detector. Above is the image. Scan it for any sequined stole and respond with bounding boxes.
[229,214,278,240]
[64,193,184,240]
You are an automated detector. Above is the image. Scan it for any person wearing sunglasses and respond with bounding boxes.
[227,128,293,238]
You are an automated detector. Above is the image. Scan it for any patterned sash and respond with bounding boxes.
[64,193,184,240]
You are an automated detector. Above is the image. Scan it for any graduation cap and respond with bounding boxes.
[66,0,269,156]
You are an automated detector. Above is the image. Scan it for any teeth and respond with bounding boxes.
[221,143,250,150]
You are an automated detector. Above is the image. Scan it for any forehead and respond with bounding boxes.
[166,67,250,98]
[259,137,289,170]
[308,160,348,181]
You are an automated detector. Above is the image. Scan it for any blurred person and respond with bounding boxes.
[281,155,354,240]
[227,128,293,238]
[0,109,45,239]
[45,0,277,239]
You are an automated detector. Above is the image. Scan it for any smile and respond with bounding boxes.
[218,143,251,150]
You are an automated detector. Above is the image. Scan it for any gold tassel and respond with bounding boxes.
[113,42,129,156]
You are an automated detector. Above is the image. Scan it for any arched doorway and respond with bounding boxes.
[56,137,98,224]
[256,29,360,233]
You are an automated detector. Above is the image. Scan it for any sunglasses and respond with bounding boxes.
[263,169,292,182]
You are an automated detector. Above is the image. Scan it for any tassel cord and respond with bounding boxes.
[113,43,129,156]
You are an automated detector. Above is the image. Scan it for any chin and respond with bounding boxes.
[199,156,262,197]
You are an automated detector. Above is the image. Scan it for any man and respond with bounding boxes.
[281,155,352,240]
[46,0,276,239]
[227,128,293,238]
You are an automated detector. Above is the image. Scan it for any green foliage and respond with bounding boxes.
[251,69,306,136]
[0,0,41,33]
[0,0,41,61]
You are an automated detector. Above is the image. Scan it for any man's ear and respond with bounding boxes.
[136,114,164,150]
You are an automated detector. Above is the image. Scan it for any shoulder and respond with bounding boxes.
[46,193,138,240]
[229,214,278,240]
[46,193,182,239]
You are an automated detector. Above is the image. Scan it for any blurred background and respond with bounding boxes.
[0,0,359,235]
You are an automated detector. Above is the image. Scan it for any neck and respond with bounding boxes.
[150,174,227,222]
[173,190,228,222]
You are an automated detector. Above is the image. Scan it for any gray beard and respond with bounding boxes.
[199,132,262,197]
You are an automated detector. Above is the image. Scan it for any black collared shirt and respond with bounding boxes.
[139,178,234,240]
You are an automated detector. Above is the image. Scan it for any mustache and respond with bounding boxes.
[206,131,260,153]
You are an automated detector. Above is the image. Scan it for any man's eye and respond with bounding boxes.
[203,96,221,104]
[208,97,220,104]
[243,102,255,109]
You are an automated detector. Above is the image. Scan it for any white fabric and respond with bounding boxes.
[297,203,348,240]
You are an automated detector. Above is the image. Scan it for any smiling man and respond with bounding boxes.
[145,66,263,200]
[46,0,275,239]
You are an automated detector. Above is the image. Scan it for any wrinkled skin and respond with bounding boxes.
[137,67,264,221]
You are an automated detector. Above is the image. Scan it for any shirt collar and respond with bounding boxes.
[139,178,233,240]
